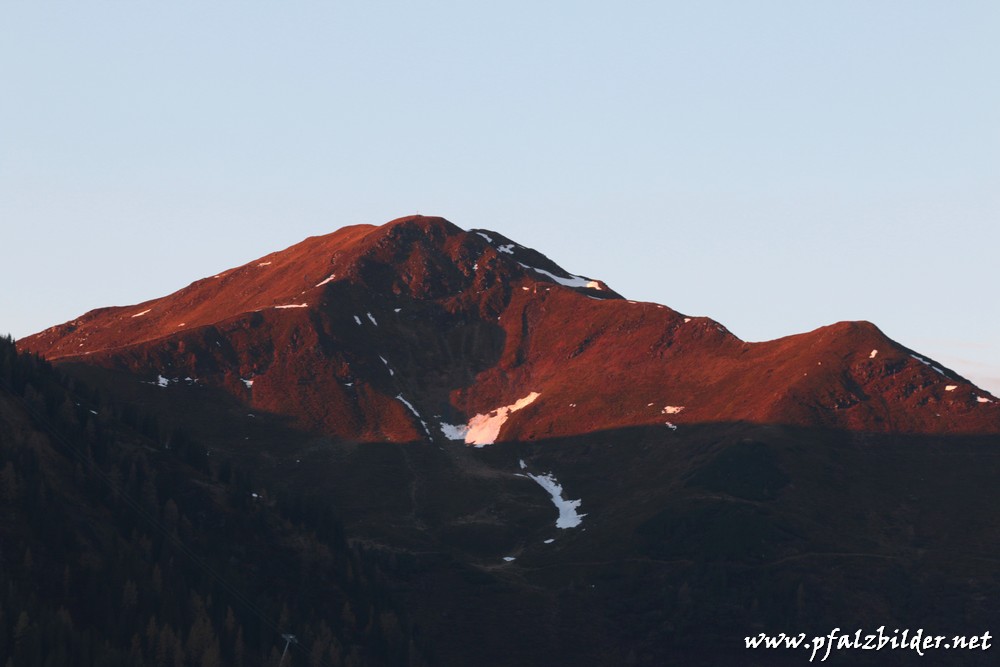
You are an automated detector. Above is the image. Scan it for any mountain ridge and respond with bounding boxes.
[18,215,1000,442]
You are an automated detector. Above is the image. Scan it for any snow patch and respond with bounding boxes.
[503,556,516,562]
[367,312,378,326]
[258,261,272,267]
[131,309,152,318]
[379,356,395,376]
[870,349,878,359]
[395,395,419,416]
[394,308,401,313]
[353,315,362,325]
[945,385,957,392]
[316,273,337,287]
[525,470,585,529]
[497,243,515,254]
[466,392,541,446]
[664,422,678,431]
[241,378,254,389]
[519,459,527,470]
[146,375,196,388]
[396,395,431,436]
[910,354,946,376]
[662,406,684,415]
[476,231,493,243]
[543,538,555,544]
[275,303,308,309]
[977,396,993,404]
[517,262,604,290]
[440,423,468,440]
[684,317,692,323]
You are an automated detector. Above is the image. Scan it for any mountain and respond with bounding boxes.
[18,215,999,443]
[11,216,1000,666]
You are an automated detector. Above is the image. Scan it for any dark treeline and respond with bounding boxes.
[0,335,429,667]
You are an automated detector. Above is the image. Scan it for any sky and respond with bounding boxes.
[2,2,998,393]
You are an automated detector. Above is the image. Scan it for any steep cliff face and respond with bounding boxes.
[19,215,1000,442]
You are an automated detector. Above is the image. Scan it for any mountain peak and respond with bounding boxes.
[380,213,460,233]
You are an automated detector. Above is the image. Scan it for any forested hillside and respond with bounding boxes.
[0,335,427,667]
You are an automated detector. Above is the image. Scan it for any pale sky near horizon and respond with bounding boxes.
[2,2,998,393]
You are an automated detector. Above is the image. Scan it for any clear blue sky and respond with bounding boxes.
[2,2,998,393]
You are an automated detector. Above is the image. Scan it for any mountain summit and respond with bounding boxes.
[19,215,999,441]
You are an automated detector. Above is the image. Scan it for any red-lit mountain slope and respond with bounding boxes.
[19,216,1000,441]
